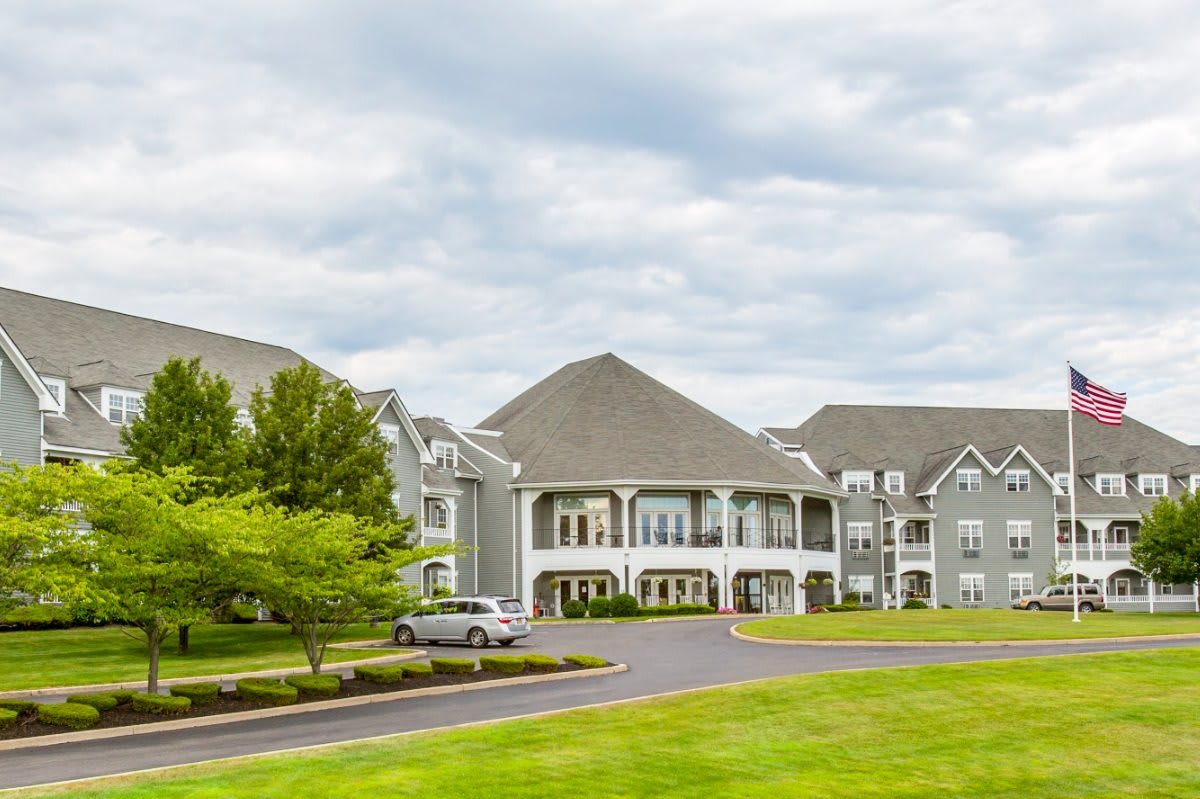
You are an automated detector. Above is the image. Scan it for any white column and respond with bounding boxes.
[519,489,540,612]
[445,497,459,590]
[1149,579,1156,614]
[1193,581,1199,613]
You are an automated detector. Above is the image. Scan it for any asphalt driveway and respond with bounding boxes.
[5,617,1199,791]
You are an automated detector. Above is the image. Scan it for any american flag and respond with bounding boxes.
[1070,367,1126,426]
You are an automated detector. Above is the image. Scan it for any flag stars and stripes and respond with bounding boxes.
[1069,367,1127,426]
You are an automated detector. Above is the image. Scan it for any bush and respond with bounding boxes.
[609,593,639,618]
[169,682,221,705]
[818,603,876,613]
[354,665,406,684]
[561,599,587,619]
[131,693,192,714]
[68,600,108,627]
[66,693,119,712]
[0,698,36,715]
[400,662,433,679]
[220,602,259,624]
[38,702,100,729]
[285,674,342,697]
[0,603,72,630]
[235,678,298,706]
[940,604,953,609]
[587,596,612,618]
[523,654,559,674]
[902,599,929,610]
[636,603,716,618]
[479,655,527,674]
[106,689,136,705]
[431,657,475,675]
[0,708,17,729]
[843,592,860,606]
[563,654,607,669]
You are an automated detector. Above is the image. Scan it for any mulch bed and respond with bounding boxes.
[2,663,599,741]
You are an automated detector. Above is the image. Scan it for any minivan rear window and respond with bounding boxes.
[499,599,525,614]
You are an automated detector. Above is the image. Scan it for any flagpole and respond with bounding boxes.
[1068,361,1081,623]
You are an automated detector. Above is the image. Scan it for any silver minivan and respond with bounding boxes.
[391,596,531,648]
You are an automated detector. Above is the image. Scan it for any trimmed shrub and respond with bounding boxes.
[169,682,221,705]
[66,693,119,712]
[818,603,875,613]
[636,603,716,618]
[0,698,36,715]
[38,702,100,730]
[431,657,475,675]
[354,665,406,684]
[523,654,559,674]
[400,662,433,679]
[561,599,587,619]
[131,693,192,715]
[235,678,298,706]
[562,654,607,669]
[106,689,136,706]
[0,707,17,730]
[220,602,259,624]
[940,604,953,609]
[0,603,72,630]
[902,599,929,610]
[285,674,342,697]
[587,596,612,618]
[609,593,639,618]
[479,655,526,674]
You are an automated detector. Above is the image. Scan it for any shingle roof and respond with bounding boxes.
[478,353,841,490]
[356,390,394,412]
[412,416,483,477]
[422,465,461,493]
[44,389,124,453]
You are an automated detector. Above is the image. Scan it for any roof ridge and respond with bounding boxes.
[509,357,610,476]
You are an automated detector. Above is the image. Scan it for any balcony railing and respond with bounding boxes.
[422,526,454,539]
[552,533,626,549]
[538,528,823,550]
[899,542,931,552]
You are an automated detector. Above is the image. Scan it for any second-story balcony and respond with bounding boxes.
[535,527,823,551]
[422,525,455,542]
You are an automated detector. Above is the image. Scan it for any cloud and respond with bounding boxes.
[1,1,1199,441]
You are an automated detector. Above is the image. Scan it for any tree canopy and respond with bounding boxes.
[1132,491,1200,587]
[247,361,397,524]
[0,463,80,606]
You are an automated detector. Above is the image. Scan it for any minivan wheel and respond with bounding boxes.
[394,626,415,646]
[468,627,489,648]
[1079,602,1094,613]
[1026,602,1042,611]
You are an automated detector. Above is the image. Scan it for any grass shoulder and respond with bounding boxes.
[738,608,1200,642]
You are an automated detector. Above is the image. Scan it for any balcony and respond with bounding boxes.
[899,542,931,553]
[422,526,454,542]
[535,527,815,551]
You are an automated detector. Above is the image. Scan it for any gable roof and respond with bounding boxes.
[478,353,841,491]
[0,321,60,413]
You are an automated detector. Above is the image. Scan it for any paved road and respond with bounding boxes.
[5,619,1199,790]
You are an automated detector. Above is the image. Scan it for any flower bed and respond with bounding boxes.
[0,656,614,742]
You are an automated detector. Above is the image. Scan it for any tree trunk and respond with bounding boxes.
[147,629,161,694]
[308,622,322,674]
[177,624,190,655]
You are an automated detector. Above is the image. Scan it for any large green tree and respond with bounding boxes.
[249,507,452,673]
[63,466,259,692]
[248,362,397,524]
[0,463,80,607]
[120,356,249,497]
[1132,490,1200,587]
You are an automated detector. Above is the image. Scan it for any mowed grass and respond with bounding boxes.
[0,623,396,691]
[739,608,1200,642]
[15,648,1200,799]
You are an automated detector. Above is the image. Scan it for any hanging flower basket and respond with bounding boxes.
[804,578,818,587]
[822,578,834,585]
[1056,535,1068,543]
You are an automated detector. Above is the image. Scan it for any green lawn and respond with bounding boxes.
[739,609,1200,642]
[0,623,396,691]
[14,648,1200,798]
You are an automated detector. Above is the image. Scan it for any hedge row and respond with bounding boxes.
[0,708,17,729]
[399,662,433,678]
[636,603,716,618]
[235,678,298,706]
[38,702,100,730]
[66,693,119,712]
[523,654,559,674]
[431,658,475,675]
[354,664,405,684]
[131,693,192,714]
[816,604,875,613]
[479,655,526,674]
[563,654,607,669]
[285,674,342,697]
[0,698,37,715]
[169,682,221,705]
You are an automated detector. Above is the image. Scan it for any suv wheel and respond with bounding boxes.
[468,627,489,648]
[1026,602,1041,611]
[1079,602,1094,613]
[394,626,415,646]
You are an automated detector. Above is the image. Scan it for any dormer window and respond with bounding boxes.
[1190,475,1200,494]
[1097,474,1124,496]
[842,471,872,493]
[885,471,904,494]
[379,424,400,456]
[234,408,254,430]
[42,377,66,415]
[104,389,142,425]
[1054,473,1070,495]
[1139,474,1166,497]
[434,442,457,469]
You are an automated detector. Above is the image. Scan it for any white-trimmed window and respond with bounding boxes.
[958,520,983,549]
[885,471,904,494]
[847,522,873,551]
[1139,474,1166,497]
[1190,475,1200,494]
[42,377,66,414]
[234,408,253,430]
[1055,472,1071,495]
[425,500,448,529]
[960,574,985,604]
[957,469,981,492]
[1097,474,1124,496]
[380,424,400,456]
[433,442,457,469]
[1008,574,1033,602]
[1005,470,1030,492]
[105,390,143,425]
[843,471,872,493]
[847,575,875,604]
[1007,520,1032,549]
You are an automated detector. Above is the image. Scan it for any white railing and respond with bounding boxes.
[422,526,454,539]
[1107,594,1195,604]
[58,500,84,512]
[1106,543,1132,552]
[900,542,931,552]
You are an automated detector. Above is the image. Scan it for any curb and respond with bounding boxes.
[534,614,762,627]
[0,664,627,753]
[0,648,425,699]
[729,625,1200,648]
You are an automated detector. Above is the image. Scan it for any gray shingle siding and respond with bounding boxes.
[0,359,43,466]
[460,437,517,596]
[386,417,422,522]
[930,452,1056,608]
[838,493,884,607]
[454,476,478,593]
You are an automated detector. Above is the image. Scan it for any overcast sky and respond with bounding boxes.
[2,2,1198,440]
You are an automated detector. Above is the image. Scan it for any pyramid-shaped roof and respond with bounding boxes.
[478,353,840,490]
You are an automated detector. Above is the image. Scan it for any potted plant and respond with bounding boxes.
[804,577,818,587]
[822,577,833,586]
[883,537,896,546]
[549,578,560,590]
[590,577,602,587]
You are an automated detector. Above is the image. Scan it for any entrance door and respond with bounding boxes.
[735,574,763,613]
[640,511,686,546]
[579,581,590,606]
[767,576,791,613]
[1114,578,1130,597]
